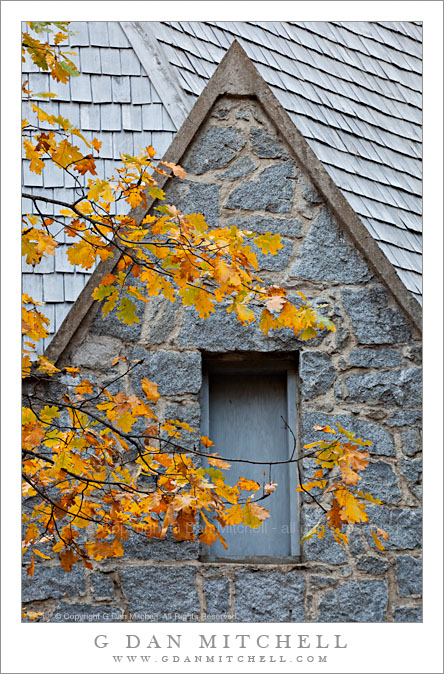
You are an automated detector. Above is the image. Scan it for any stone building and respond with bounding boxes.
[22,22,422,623]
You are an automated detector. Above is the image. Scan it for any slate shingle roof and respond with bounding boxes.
[22,21,422,352]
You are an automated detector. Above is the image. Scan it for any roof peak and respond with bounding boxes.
[45,26,421,363]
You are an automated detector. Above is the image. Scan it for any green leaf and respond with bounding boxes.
[299,326,317,341]
[58,60,80,77]
[149,186,165,201]
[92,284,116,301]
[28,22,53,33]
[154,204,173,216]
[116,297,139,325]
[336,423,372,446]
[300,520,323,543]
[315,310,336,332]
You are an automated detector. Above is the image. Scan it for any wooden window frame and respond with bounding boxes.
[200,354,301,563]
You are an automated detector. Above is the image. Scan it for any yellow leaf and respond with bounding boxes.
[235,303,256,324]
[254,233,283,255]
[223,504,244,525]
[336,488,368,524]
[34,549,51,560]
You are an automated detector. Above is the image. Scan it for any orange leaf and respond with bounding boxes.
[141,378,160,402]
[237,477,260,492]
[313,425,336,434]
[60,548,78,572]
[375,527,389,541]
[27,552,35,577]
[371,529,385,551]
[91,138,102,152]
[207,454,231,470]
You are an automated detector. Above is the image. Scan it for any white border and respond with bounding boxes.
[2,3,443,673]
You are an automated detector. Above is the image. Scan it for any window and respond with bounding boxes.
[200,356,300,562]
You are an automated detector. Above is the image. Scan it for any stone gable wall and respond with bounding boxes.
[23,96,422,623]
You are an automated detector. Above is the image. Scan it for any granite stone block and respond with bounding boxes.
[349,348,402,368]
[121,566,198,622]
[250,127,288,158]
[301,412,395,456]
[318,580,387,621]
[184,126,246,174]
[130,348,201,396]
[203,576,231,622]
[345,368,422,407]
[290,209,372,283]
[342,287,412,344]
[396,555,422,596]
[225,161,296,213]
[234,569,305,621]
[299,351,336,399]
[22,565,85,602]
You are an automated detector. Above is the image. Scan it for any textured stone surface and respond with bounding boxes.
[122,530,199,560]
[356,555,390,575]
[299,351,336,399]
[71,335,124,369]
[22,565,86,602]
[349,348,402,368]
[184,126,246,174]
[309,575,338,589]
[252,237,294,271]
[92,301,144,341]
[50,602,123,622]
[301,508,347,564]
[121,566,199,622]
[143,296,178,344]
[357,461,401,504]
[404,344,422,365]
[222,156,256,179]
[345,368,422,407]
[348,531,365,556]
[163,179,219,227]
[363,507,422,550]
[225,214,302,237]
[179,303,303,352]
[203,576,231,621]
[318,580,388,622]
[401,459,422,492]
[386,410,422,427]
[396,555,422,596]
[290,209,372,283]
[298,173,322,204]
[234,569,305,621]
[401,429,422,456]
[225,161,296,213]
[342,287,412,344]
[91,572,114,600]
[394,606,422,622]
[301,412,395,456]
[250,126,288,158]
[130,348,201,396]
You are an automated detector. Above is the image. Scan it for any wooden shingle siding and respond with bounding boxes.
[22,22,178,348]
